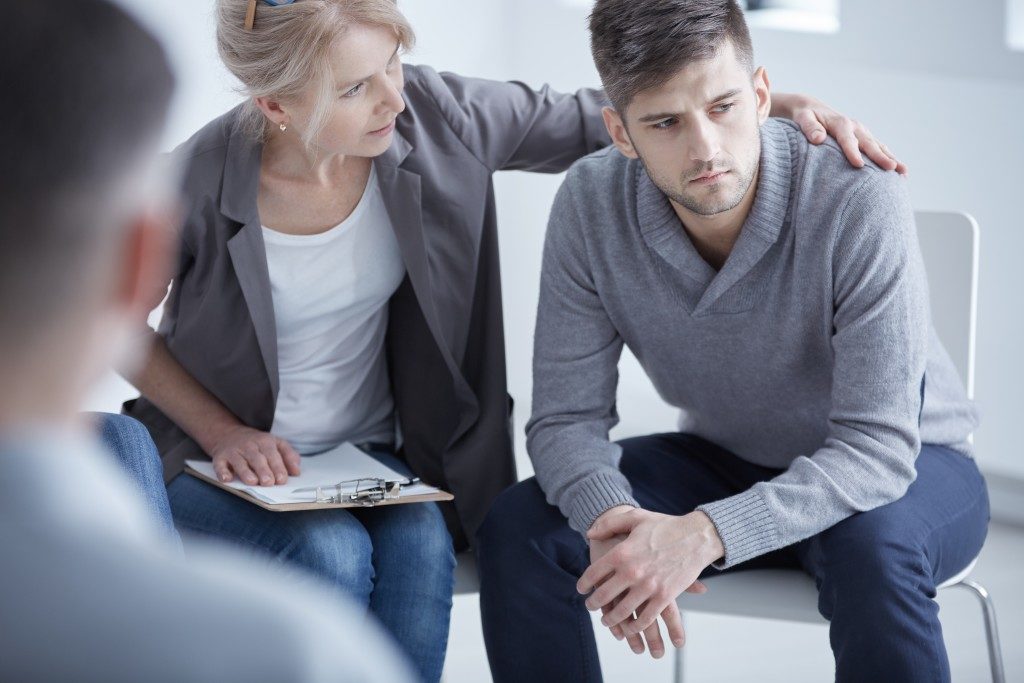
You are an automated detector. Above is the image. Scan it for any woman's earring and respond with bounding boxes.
[280,122,288,132]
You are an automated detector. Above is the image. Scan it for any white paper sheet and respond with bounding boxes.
[186,442,439,504]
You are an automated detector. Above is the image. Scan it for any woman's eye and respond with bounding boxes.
[343,83,364,98]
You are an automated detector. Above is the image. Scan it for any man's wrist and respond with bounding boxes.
[694,510,726,564]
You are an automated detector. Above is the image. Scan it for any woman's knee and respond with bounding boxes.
[94,413,161,476]
[287,513,375,593]
[366,502,455,573]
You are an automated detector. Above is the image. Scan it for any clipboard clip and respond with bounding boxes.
[292,477,421,506]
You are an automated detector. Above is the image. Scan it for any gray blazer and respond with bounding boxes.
[125,64,611,547]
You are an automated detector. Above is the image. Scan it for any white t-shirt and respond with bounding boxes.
[262,166,405,454]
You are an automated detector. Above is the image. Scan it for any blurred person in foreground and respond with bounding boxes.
[0,1,414,681]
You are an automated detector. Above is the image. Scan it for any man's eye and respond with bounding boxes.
[653,118,677,130]
[714,103,735,114]
[343,83,365,98]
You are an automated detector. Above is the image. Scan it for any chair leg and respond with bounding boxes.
[954,580,1006,683]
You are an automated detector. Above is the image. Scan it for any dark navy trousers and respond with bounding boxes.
[478,433,989,683]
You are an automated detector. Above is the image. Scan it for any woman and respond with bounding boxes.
[123,0,904,679]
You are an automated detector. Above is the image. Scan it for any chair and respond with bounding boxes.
[453,551,479,595]
[673,211,1005,682]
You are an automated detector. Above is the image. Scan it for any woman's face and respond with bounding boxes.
[287,22,406,158]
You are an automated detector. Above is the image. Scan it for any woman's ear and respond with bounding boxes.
[253,96,290,129]
[602,106,639,160]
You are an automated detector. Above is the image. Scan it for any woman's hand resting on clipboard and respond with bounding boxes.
[208,424,302,486]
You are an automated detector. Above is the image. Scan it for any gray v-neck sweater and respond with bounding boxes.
[527,118,978,568]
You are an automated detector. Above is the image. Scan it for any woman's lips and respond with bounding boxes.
[368,120,396,137]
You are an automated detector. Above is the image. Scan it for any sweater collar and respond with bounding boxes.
[633,118,796,314]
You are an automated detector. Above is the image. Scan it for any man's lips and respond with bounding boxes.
[689,170,729,185]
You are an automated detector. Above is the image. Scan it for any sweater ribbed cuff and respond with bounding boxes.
[565,470,640,536]
[697,488,778,569]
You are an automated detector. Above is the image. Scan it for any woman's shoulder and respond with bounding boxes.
[169,105,246,182]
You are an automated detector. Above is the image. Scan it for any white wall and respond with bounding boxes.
[93,0,1024,489]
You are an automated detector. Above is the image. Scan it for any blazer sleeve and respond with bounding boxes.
[411,64,611,173]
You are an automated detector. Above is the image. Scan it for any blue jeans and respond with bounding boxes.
[93,413,181,547]
[167,447,455,683]
[478,433,990,683]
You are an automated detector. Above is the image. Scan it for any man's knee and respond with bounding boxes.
[477,478,558,560]
[813,516,931,615]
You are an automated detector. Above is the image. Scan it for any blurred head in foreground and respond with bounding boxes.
[0,0,177,427]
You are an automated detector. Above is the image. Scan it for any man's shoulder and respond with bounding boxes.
[769,116,898,197]
[767,118,907,242]
[562,144,634,199]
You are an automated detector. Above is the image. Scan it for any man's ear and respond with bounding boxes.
[602,106,639,159]
[753,66,771,124]
[113,203,179,325]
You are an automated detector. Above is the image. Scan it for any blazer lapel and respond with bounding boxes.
[375,131,479,426]
[220,121,280,400]
[227,222,280,399]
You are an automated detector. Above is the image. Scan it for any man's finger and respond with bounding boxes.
[603,586,650,629]
[578,560,616,595]
[633,594,672,634]
[684,579,708,595]
[661,602,686,649]
[604,600,646,654]
[585,573,631,611]
[641,613,666,659]
[601,599,626,641]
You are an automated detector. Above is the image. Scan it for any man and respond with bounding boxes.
[477,1,988,681]
[0,1,413,681]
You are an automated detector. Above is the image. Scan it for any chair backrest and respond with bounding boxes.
[914,210,980,400]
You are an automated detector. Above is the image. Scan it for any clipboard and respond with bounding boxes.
[184,442,453,512]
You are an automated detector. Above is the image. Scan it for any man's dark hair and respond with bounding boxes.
[0,0,175,343]
[589,0,754,113]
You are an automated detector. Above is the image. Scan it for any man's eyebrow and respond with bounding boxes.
[636,88,744,123]
[336,45,401,90]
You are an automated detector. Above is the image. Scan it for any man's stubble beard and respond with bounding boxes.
[641,127,761,217]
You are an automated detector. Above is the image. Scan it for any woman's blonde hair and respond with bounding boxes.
[216,0,415,148]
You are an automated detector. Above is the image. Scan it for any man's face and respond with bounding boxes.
[608,40,770,217]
